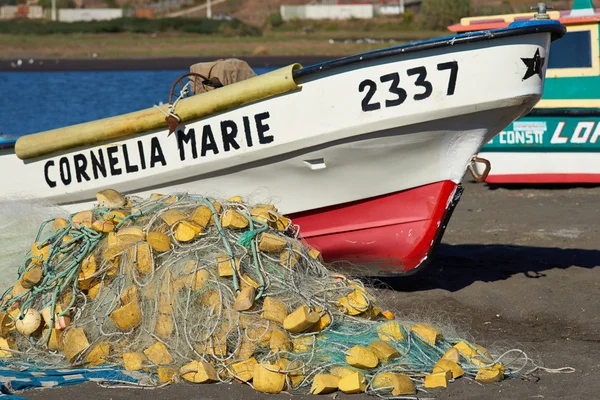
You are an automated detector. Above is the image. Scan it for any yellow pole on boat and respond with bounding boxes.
[15,64,302,161]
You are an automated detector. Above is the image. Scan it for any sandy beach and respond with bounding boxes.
[21,180,599,399]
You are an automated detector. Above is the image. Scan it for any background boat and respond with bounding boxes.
[449,0,600,184]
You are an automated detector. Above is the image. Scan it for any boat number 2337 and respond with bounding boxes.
[358,61,459,112]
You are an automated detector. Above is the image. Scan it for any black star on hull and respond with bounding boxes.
[521,48,545,81]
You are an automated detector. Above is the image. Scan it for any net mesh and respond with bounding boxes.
[0,190,544,397]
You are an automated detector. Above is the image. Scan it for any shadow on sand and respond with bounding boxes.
[378,243,600,292]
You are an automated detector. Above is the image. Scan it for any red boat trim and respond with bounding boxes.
[486,173,600,183]
[290,181,463,277]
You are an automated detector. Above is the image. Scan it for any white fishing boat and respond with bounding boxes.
[0,17,565,276]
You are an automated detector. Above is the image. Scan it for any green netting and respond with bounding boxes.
[0,190,553,397]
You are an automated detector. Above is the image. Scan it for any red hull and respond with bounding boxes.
[289,181,462,276]
[486,173,600,184]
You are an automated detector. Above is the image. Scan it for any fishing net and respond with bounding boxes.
[0,190,548,397]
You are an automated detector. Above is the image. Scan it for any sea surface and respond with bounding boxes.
[0,68,273,138]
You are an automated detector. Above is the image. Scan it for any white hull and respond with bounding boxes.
[1,33,552,213]
[476,151,600,182]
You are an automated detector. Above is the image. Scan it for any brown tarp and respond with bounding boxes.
[190,58,257,94]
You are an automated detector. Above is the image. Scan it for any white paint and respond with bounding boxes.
[281,5,373,21]
[58,8,123,22]
[475,152,600,175]
[0,33,551,214]
[550,121,568,144]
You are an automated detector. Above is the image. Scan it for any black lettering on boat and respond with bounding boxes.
[359,60,460,111]
[221,120,240,152]
[122,144,139,174]
[150,137,167,168]
[137,141,147,170]
[407,66,432,101]
[379,73,406,108]
[437,61,459,96]
[255,112,273,144]
[201,124,219,157]
[90,149,107,179]
[44,161,56,188]
[243,116,253,147]
[73,154,90,183]
[359,79,380,112]
[106,146,122,176]
[59,157,72,186]
[177,128,198,161]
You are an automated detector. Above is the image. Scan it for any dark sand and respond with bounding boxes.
[24,180,600,400]
[0,56,333,72]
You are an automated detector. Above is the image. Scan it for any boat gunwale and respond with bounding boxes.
[293,21,565,79]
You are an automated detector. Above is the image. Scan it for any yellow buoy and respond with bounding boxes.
[21,267,43,289]
[345,345,379,369]
[160,209,187,226]
[15,309,42,337]
[261,296,288,323]
[180,360,218,383]
[71,210,93,228]
[190,206,213,228]
[258,233,287,253]
[329,366,355,378]
[221,209,249,229]
[411,323,443,346]
[433,359,464,379]
[367,341,400,363]
[30,242,50,266]
[123,352,148,371]
[147,231,171,252]
[372,372,416,396]
[63,327,90,362]
[52,217,68,231]
[233,286,256,311]
[442,347,460,363]
[144,341,174,365]
[116,226,146,245]
[157,366,178,383]
[109,301,142,331]
[0,337,17,358]
[310,374,339,395]
[338,371,366,394]
[155,314,173,338]
[44,328,64,351]
[174,221,203,242]
[283,305,320,333]
[216,255,238,277]
[308,309,332,333]
[91,218,116,233]
[96,189,127,208]
[253,363,286,394]
[84,342,110,366]
[475,365,504,383]
[377,321,405,342]
[231,357,258,382]
[424,370,451,388]
[269,329,291,352]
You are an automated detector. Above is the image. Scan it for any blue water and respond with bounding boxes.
[0,68,273,137]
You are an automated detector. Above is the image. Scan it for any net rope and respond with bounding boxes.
[0,191,573,396]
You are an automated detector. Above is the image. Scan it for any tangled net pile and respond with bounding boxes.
[0,190,543,397]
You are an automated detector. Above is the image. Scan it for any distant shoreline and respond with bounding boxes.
[0,56,334,72]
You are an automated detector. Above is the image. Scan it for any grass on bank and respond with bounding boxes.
[1,28,448,59]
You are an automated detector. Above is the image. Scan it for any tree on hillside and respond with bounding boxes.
[420,0,471,30]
